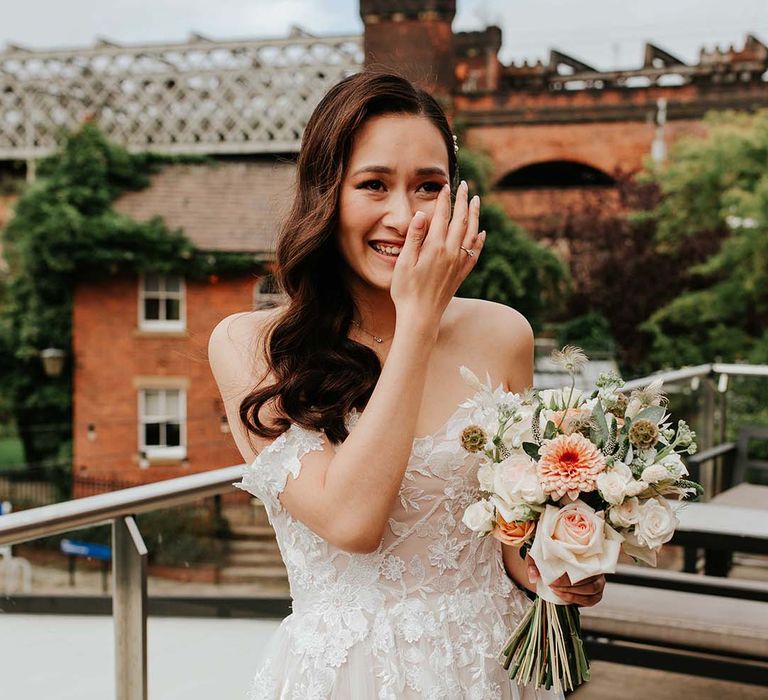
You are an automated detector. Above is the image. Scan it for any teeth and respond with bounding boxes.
[371,243,402,256]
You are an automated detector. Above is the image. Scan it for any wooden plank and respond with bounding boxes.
[711,483,768,509]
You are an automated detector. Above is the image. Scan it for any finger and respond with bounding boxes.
[445,180,469,249]
[525,555,539,583]
[552,580,603,596]
[394,210,428,268]
[554,592,603,607]
[551,572,571,587]
[426,183,452,245]
[460,194,480,251]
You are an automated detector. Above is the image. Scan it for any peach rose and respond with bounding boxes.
[491,513,536,547]
[529,499,623,604]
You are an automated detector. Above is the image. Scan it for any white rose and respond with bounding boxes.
[493,454,545,506]
[529,500,623,605]
[490,496,534,524]
[477,463,495,492]
[660,452,688,479]
[634,497,678,550]
[622,529,659,566]
[596,462,634,505]
[625,479,649,497]
[462,499,495,534]
[608,496,641,528]
[641,464,671,484]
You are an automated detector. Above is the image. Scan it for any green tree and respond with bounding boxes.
[0,125,257,480]
[456,147,568,330]
[642,109,768,367]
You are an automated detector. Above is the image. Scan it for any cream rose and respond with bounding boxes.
[490,496,535,524]
[462,499,495,534]
[634,497,678,550]
[493,454,546,507]
[640,464,671,484]
[607,496,641,528]
[596,462,634,505]
[660,452,688,479]
[477,463,495,492]
[529,500,623,604]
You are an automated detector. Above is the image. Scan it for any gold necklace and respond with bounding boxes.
[351,318,394,344]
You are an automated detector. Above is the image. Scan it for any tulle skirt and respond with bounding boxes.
[246,592,566,700]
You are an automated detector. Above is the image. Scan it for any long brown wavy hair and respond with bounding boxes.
[239,71,459,447]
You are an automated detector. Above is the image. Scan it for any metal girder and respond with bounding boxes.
[0,33,363,160]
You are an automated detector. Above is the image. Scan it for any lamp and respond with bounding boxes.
[40,348,65,377]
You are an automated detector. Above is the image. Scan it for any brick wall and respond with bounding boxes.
[72,271,258,487]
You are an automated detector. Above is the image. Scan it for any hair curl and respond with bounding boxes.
[239,71,459,446]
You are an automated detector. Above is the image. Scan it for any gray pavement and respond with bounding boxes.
[0,614,280,699]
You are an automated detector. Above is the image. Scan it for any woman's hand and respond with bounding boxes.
[525,554,605,607]
[390,180,484,326]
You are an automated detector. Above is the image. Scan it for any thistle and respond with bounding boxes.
[461,425,488,453]
[629,419,660,449]
[551,345,589,374]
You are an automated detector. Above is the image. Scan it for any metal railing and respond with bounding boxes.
[0,465,242,700]
[0,362,766,698]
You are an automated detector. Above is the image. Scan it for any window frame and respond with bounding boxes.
[136,386,187,463]
[138,272,186,332]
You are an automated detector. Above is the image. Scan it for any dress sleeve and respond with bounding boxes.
[232,423,326,512]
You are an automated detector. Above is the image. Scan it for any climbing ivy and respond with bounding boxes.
[0,124,262,478]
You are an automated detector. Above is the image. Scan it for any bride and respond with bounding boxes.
[208,71,604,699]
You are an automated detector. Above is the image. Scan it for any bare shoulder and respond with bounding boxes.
[450,297,534,391]
[207,308,282,400]
[450,297,533,347]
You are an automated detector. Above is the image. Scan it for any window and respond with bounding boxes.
[253,273,285,310]
[139,273,185,331]
[138,388,186,462]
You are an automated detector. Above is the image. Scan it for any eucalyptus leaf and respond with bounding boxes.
[543,420,558,440]
[523,442,540,460]
[635,406,666,424]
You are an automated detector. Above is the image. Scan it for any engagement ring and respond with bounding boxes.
[460,246,475,258]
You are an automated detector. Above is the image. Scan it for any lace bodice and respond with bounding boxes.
[234,389,546,699]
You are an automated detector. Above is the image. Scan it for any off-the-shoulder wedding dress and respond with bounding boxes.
[234,389,564,699]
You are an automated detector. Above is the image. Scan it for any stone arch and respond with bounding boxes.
[494,160,616,190]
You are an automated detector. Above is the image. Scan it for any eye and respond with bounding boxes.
[357,179,385,191]
[419,181,444,194]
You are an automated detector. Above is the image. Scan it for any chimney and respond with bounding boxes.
[360,0,457,97]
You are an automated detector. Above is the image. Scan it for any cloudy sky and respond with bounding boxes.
[2,0,767,70]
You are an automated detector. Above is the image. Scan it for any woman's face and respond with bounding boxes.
[337,113,451,291]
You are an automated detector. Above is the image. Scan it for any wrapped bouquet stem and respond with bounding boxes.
[458,347,703,692]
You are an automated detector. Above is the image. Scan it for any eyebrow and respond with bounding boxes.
[350,165,448,178]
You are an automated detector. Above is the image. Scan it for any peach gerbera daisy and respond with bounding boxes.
[537,433,606,501]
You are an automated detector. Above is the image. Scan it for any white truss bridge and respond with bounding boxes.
[0,30,363,160]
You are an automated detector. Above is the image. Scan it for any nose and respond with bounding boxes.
[380,189,414,239]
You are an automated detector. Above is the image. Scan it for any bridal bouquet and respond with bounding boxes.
[458,347,703,692]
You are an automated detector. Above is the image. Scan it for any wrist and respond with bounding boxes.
[395,312,440,343]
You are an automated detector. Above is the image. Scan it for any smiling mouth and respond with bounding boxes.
[369,242,402,257]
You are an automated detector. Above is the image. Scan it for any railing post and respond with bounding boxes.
[113,515,148,700]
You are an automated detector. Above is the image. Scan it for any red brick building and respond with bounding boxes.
[62,1,767,487]
[71,161,293,487]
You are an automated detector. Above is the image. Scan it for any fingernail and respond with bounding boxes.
[528,568,538,581]
[472,195,480,207]
[413,211,426,229]
[460,180,467,190]
[442,184,450,195]
[479,230,486,237]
